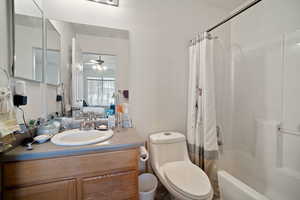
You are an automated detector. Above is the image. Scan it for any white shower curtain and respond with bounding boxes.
[187,32,220,199]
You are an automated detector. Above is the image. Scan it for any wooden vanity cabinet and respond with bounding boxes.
[4,179,76,200]
[2,148,139,200]
[81,170,138,200]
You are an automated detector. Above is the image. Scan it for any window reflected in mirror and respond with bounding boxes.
[83,53,116,107]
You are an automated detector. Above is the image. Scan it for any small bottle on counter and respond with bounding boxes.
[108,115,116,129]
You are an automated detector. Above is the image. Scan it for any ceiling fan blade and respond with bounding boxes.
[89,60,98,64]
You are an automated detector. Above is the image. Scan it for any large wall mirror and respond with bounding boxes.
[13,0,61,85]
[14,0,43,82]
[10,0,129,120]
[70,22,130,116]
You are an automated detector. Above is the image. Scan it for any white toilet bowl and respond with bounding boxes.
[149,132,213,200]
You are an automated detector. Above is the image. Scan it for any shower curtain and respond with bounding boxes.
[187,32,220,199]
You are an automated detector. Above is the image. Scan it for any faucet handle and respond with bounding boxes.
[80,119,86,130]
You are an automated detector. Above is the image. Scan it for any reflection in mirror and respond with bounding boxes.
[83,53,116,107]
[46,19,61,85]
[69,22,130,117]
[14,0,43,82]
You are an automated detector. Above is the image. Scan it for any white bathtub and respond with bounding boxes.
[218,170,270,200]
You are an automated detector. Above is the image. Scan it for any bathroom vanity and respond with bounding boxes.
[1,128,144,200]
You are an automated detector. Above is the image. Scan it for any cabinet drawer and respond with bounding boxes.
[4,179,76,200]
[81,170,138,200]
[4,149,138,188]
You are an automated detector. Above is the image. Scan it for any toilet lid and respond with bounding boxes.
[163,161,212,200]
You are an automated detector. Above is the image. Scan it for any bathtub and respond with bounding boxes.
[218,170,270,200]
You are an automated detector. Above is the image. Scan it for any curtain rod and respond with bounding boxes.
[206,0,262,33]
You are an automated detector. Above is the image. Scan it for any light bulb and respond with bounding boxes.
[102,66,107,70]
[97,65,102,70]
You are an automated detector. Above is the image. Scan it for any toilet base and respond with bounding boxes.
[170,194,213,200]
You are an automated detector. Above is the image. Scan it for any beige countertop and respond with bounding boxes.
[1,128,145,162]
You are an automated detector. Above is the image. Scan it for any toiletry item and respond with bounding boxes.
[34,135,51,144]
[122,103,129,114]
[108,115,116,129]
[105,109,114,116]
[109,104,115,114]
[116,104,123,113]
[122,114,132,128]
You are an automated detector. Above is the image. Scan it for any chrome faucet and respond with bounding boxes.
[80,112,96,130]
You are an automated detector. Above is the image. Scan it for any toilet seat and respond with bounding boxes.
[162,161,212,200]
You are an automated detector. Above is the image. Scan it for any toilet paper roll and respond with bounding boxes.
[139,146,149,162]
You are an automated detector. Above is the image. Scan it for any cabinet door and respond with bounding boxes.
[4,179,76,200]
[81,171,138,200]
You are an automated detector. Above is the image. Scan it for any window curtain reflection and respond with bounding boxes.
[87,77,115,106]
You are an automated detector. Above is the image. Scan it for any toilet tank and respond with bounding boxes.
[149,132,190,168]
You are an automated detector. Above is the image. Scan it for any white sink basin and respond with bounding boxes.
[51,129,114,146]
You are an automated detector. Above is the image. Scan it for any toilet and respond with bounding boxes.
[149,132,213,200]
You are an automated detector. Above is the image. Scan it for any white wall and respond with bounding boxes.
[216,0,300,199]
[0,0,10,78]
[43,0,228,138]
